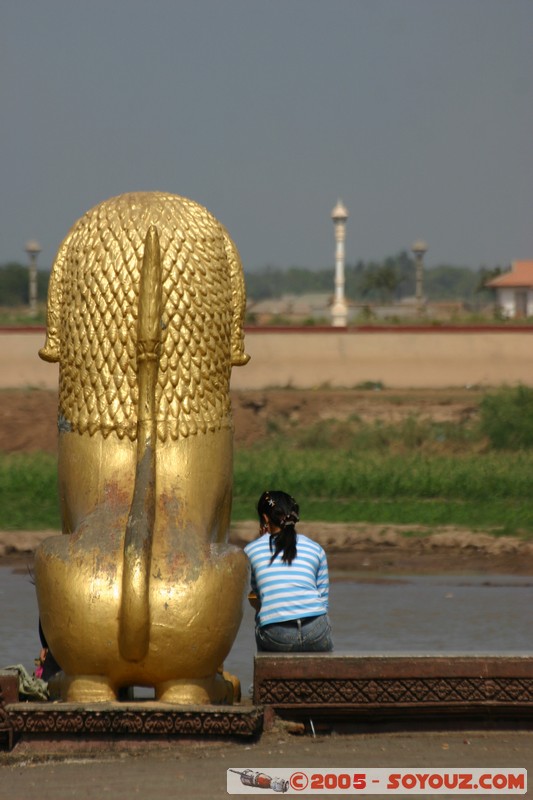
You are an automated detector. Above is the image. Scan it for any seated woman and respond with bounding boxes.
[244,490,333,652]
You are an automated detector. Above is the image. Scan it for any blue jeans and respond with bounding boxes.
[256,614,333,652]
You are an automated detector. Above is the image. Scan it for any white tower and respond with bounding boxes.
[331,199,349,327]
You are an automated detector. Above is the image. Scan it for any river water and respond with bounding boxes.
[1,567,532,697]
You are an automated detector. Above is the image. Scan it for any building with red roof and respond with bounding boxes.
[486,261,533,318]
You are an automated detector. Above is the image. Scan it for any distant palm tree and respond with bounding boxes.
[361,264,404,303]
[476,266,503,293]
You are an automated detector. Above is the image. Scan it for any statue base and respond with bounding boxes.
[1,701,262,752]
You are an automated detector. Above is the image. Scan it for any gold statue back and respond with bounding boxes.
[35,191,250,704]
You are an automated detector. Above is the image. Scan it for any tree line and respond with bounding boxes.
[244,251,503,305]
[0,254,502,307]
[0,262,50,305]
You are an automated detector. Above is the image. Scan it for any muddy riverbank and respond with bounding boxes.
[2,523,533,576]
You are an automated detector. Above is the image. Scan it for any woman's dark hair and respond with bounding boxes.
[257,490,299,565]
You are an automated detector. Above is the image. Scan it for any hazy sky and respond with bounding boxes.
[2,1,532,272]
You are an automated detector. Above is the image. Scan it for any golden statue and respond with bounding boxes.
[34,191,250,704]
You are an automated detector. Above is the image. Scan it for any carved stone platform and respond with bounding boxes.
[4,654,533,750]
[254,652,533,730]
[0,700,262,752]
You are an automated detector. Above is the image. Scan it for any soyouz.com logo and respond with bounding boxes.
[227,767,527,794]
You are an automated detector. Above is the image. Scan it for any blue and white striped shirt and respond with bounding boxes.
[244,533,329,627]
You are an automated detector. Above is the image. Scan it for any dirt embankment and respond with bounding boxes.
[0,386,483,453]
[1,388,532,575]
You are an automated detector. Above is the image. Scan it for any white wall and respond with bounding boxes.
[495,287,533,318]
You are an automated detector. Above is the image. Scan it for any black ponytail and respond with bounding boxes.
[257,490,299,565]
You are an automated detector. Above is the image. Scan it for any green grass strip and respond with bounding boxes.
[232,448,533,535]
[0,453,60,529]
[234,448,533,501]
[2,449,533,537]
[231,496,533,536]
